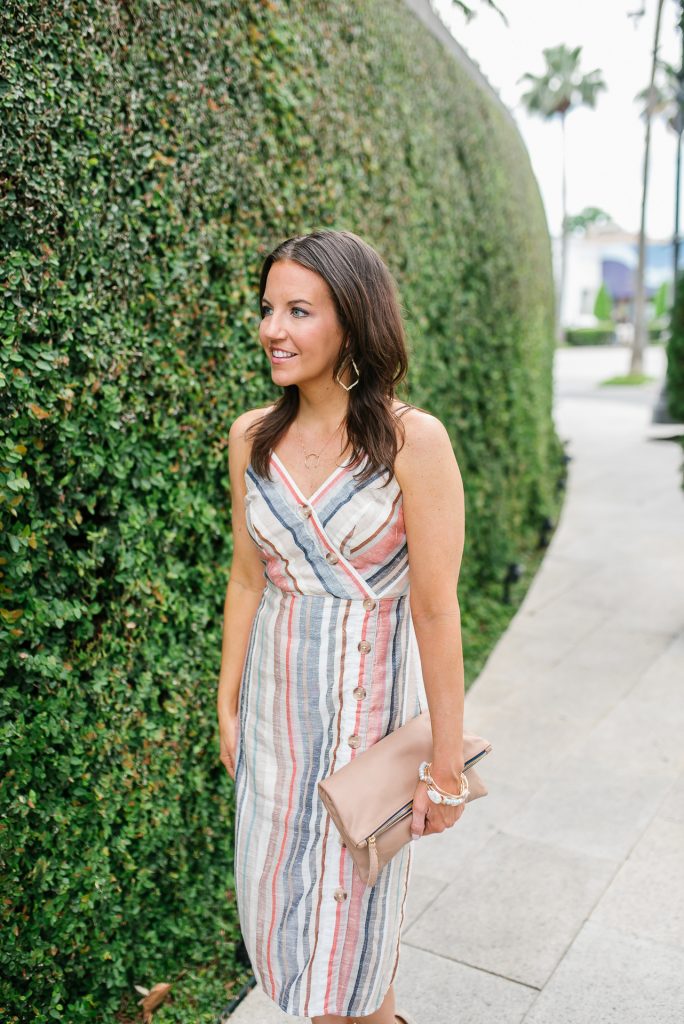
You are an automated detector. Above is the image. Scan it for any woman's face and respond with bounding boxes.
[259,259,347,387]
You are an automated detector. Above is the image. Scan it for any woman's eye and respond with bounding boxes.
[260,306,307,317]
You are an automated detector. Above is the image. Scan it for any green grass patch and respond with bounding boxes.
[599,374,657,386]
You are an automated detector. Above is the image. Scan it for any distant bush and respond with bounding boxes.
[666,273,684,420]
[593,283,613,322]
[566,325,616,345]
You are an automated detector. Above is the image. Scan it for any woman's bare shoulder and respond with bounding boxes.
[230,404,275,438]
[228,404,276,472]
[391,401,448,446]
[392,404,454,487]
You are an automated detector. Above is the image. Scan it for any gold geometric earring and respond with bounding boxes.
[335,356,360,391]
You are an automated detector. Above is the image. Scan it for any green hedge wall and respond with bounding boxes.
[0,0,563,1019]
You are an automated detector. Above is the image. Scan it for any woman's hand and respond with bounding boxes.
[219,709,240,781]
[410,762,466,839]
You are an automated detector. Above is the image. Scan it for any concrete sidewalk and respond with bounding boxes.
[229,344,684,1023]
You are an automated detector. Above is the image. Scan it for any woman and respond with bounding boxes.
[217,229,466,1024]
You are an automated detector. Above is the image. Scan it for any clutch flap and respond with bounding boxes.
[317,711,491,847]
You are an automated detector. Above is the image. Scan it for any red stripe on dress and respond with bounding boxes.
[265,594,299,996]
[336,831,366,1003]
[350,498,405,572]
[368,602,392,730]
[270,459,302,502]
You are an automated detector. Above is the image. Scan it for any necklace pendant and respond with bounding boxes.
[304,452,320,470]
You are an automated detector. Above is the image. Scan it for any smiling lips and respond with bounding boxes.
[271,348,297,361]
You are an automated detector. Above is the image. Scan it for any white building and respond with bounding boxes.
[552,219,678,331]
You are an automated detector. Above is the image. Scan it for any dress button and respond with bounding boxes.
[348,734,360,748]
[363,598,377,611]
[357,640,372,654]
[325,551,339,564]
[298,504,313,518]
[333,887,348,902]
[353,686,367,700]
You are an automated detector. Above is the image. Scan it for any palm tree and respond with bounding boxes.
[518,46,606,345]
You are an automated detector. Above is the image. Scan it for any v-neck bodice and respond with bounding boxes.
[243,449,409,600]
[269,449,360,504]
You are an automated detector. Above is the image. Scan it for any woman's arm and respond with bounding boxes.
[394,410,466,821]
[217,411,269,772]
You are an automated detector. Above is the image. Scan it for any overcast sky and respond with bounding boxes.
[431,0,681,241]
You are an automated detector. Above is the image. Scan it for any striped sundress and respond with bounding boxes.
[233,444,428,1019]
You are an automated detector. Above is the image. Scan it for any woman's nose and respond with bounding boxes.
[262,313,289,341]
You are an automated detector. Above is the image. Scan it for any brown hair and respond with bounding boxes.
[245,229,416,487]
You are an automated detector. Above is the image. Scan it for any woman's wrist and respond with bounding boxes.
[429,760,465,790]
[419,760,468,806]
[217,692,239,720]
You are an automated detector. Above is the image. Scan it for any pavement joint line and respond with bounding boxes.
[402,875,451,931]
[399,939,543,992]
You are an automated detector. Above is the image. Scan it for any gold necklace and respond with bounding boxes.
[295,416,347,471]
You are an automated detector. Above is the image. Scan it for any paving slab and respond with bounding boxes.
[393,944,538,1024]
[589,814,684,948]
[522,921,684,1024]
[500,672,684,865]
[402,830,616,989]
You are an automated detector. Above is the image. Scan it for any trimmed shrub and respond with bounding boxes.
[0,0,563,1019]
[593,284,613,322]
[566,326,616,345]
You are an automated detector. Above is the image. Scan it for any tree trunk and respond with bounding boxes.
[631,0,666,375]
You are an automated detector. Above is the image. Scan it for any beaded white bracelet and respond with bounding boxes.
[418,760,469,806]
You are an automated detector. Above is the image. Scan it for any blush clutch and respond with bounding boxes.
[317,709,492,886]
